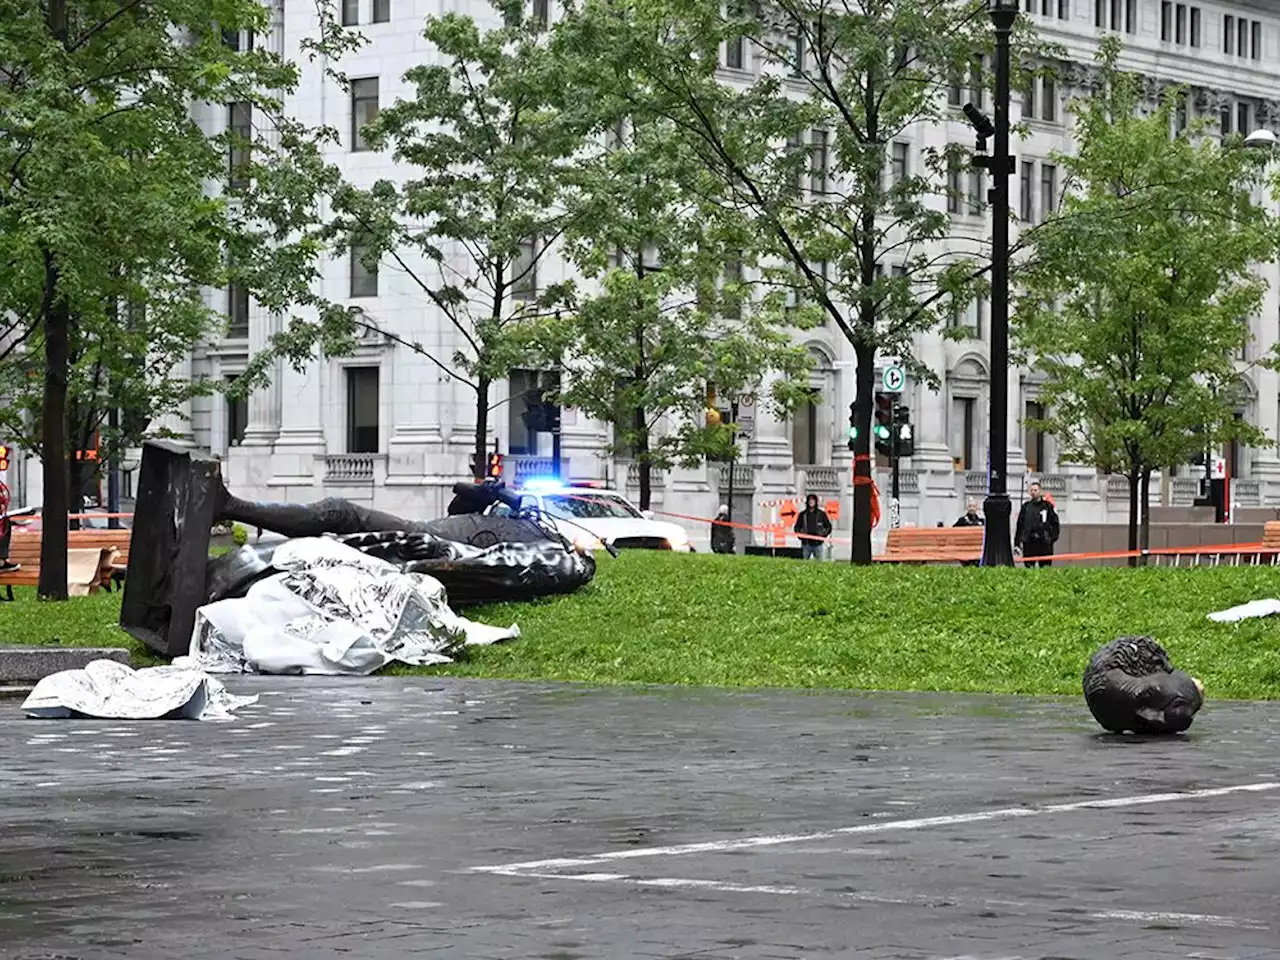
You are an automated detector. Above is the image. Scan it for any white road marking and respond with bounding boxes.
[502,870,1266,930]
[1088,909,1267,930]
[472,781,1280,875]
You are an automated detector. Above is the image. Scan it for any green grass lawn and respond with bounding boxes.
[7,553,1280,698]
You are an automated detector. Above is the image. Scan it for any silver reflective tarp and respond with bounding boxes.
[188,538,519,675]
[22,660,257,721]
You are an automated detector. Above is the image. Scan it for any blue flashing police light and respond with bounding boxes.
[522,477,565,493]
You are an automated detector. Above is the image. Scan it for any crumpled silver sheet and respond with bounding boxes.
[1206,598,1280,623]
[189,538,519,676]
[22,660,257,721]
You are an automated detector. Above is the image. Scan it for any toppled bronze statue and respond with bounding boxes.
[121,441,594,658]
[1083,635,1204,735]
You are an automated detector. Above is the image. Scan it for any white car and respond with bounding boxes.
[486,483,694,553]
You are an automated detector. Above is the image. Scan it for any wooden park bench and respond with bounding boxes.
[0,526,131,599]
[875,526,985,564]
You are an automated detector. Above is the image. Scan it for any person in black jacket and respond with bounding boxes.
[1015,482,1060,568]
[953,498,984,527]
[794,494,832,560]
[710,504,736,555]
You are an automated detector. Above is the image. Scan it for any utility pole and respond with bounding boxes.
[969,0,1018,566]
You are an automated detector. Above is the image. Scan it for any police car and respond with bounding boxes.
[485,480,694,553]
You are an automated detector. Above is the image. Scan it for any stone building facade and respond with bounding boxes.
[8,0,1279,551]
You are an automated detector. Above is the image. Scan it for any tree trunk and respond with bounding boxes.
[472,375,491,480]
[39,282,70,601]
[1126,466,1140,568]
[634,406,651,511]
[850,341,875,564]
[1138,469,1152,566]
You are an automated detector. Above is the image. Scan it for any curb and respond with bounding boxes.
[0,647,131,685]
[0,685,34,700]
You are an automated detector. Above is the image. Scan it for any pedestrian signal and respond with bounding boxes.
[0,444,9,471]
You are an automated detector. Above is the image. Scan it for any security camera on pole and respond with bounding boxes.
[965,0,1019,567]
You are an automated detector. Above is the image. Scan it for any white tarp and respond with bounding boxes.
[22,659,258,721]
[188,537,519,676]
[1206,598,1280,623]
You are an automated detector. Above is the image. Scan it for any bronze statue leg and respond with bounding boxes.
[216,488,428,539]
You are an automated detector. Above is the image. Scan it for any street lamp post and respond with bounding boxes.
[979,0,1018,567]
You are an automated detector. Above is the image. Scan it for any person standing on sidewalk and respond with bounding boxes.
[1015,481,1060,568]
[794,494,832,560]
[710,504,735,555]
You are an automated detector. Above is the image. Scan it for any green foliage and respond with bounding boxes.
[525,99,814,485]
[232,523,250,547]
[552,0,1051,560]
[325,3,587,468]
[1013,38,1279,543]
[0,0,341,459]
[20,556,1280,700]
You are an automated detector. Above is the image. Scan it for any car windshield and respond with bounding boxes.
[542,493,641,520]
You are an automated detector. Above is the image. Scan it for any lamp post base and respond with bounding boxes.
[980,493,1015,567]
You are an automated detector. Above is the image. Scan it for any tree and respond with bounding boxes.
[555,0,1044,562]
[327,3,584,479]
[533,108,814,509]
[0,0,342,597]
[1013,38,1279,559]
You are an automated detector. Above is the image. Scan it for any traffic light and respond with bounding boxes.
[874,394,893,455]
[846,402,858,450]
[0,444,9,471]
[894,403,915,458]
[486,452,503,479]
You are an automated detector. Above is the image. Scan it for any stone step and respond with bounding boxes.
[0,647,131,684]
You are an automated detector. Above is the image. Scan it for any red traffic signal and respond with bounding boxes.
[486,452,503,479]
[0,444,9,471]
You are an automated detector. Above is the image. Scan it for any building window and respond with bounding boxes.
[951,396,976,470]
[1161,2,1171,41]
[1221,105,1233,135]
[809,129,829,195]
[722,257,743,320]
[1019,160,1034,222]
[967,168,984,215]
[509,369,559,455]
[948,70,963,107]
[342,0,359,26]
[1125,0,1136,33]
[227,283,249,338]
[1238,18,1248,58]
[947,154,963,214]
[512,238,538,301]
[790,31,805,76]
[724,34,744,69]
[1224,15,1234,54]
[1189,7,1200,46]
[1174,3,1185,44]
[1237,102,1252,138]
[1040,77,1057,123]
[350,243,378,298]
[791,388,819,465]
[1058,0,1068,18]
[345,367,379,454]
[1025,400,1045,474]
[227,101,252,189]
[1097,0,1106,29]
[968,56,984,109]
[350,78,379,152]
[373,0,390,22]
[1252,21,1262,60]
[225,376,247,450]
[1039,163,1057,221]
[531,0,549,27]
[890,141,908,185]
[1021,74,1035,118]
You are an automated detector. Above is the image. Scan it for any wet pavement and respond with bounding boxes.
[1,677,1278,959]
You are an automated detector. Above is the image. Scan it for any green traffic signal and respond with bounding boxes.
[847,425,858,440]
[874,424,891,440]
